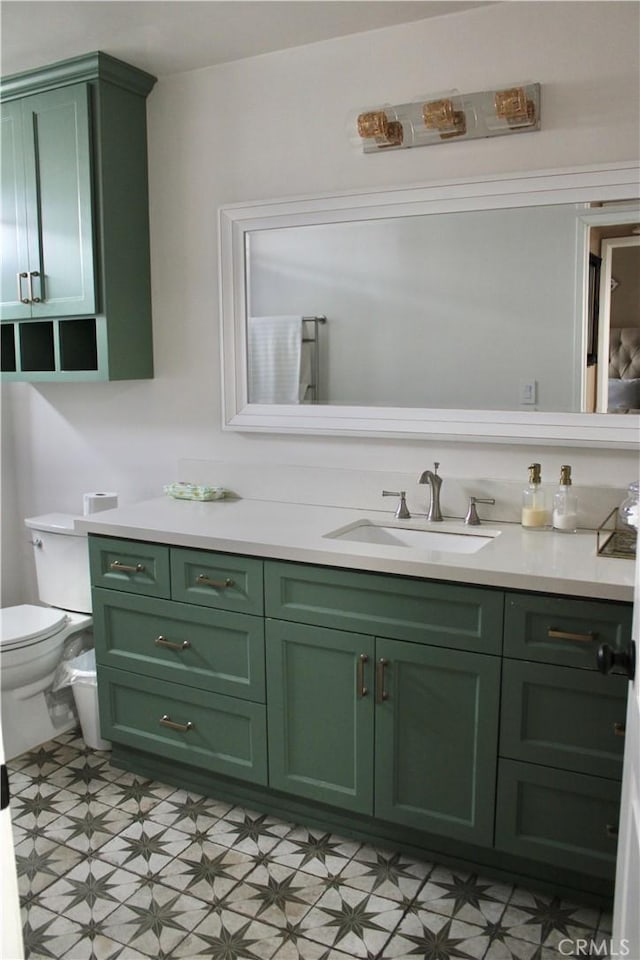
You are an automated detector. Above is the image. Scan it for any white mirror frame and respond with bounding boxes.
[219,161,640,448]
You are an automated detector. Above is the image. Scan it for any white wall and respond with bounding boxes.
[2,0,639,604]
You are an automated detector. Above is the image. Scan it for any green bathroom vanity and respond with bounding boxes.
[0,52,156,380]
[88,530,631,903]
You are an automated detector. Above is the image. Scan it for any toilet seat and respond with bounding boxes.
[0,605,68,653]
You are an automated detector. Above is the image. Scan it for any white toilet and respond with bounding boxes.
[0,514,92,760]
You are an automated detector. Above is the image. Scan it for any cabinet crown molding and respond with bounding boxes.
[0,51,157,101]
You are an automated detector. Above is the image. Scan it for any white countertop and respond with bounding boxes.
[77,496,637,603]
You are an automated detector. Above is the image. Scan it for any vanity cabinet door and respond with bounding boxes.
[98,665,268,785]
[504,594,632,669]
[89,536,170,598]
[92,589,266,703]
[495,759,620,879]
[374,638,500,846]
[265,561,503,654]
[171,548,264,616]
[500,659,627,780]
[266,620,375,814]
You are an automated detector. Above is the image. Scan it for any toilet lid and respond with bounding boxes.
[0,605,67,651]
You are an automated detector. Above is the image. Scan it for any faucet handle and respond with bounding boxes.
[382,490,411,519]
[464,496,495,525]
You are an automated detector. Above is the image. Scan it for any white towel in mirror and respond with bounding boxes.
[248,316,303,403]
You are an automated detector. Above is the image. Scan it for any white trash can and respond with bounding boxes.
[68,649,111,751]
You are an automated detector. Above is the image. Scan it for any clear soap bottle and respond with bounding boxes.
[552,464,578,533]
[521,462,548,530]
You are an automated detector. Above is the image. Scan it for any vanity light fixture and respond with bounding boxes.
[354,82,540,153]
[356,108,404,148]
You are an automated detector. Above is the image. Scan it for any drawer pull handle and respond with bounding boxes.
[159,714,194,733]
[376,658,389,704]
[606,823,619,839]
[196,574,235,589]
[613,721,626,737]
[547,628,596,644]
[155,636,191,652]
[357,653,369,698]
[110,560,146,574]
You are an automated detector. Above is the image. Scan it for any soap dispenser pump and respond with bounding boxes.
[552,465,578,533]
[521,462,548,530]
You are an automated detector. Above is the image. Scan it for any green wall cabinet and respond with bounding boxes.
[89,535,633,900]
[0,52,156,381]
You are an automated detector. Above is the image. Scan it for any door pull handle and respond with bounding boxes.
[17,272,29,304]
[376,658,389,704]
[28,271,41,303]
[357,653,368,698]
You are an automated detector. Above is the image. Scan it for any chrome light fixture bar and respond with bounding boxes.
[354,83,541,153]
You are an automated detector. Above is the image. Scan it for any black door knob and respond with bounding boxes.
[596,641,636,680]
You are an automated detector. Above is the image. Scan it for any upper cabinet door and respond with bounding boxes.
[0,100,30,320]
[1,84,96,321]
[26,85,96,319]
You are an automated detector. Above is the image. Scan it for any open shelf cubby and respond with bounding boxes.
[1,324,17,372]
[1,318,99,378]
[59,318,98,371]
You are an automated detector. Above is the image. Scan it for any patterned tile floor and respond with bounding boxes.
[8,730,613,960]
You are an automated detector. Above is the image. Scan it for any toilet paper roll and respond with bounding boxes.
[83,492,119,515]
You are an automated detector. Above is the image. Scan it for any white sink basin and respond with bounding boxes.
[325,520,498,554]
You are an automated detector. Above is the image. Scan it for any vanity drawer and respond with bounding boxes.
[89,536,170,598]
[495,759,620,879]
[504,593,632,669]
[265,561,503,653]
[500,660,627,780]
[97,666,268,785]
[171,548,263,615]
[93,589,265,702]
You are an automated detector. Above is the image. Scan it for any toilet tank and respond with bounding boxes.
[24,514,92,614]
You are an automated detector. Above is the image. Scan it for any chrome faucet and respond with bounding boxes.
[418,462,443,521]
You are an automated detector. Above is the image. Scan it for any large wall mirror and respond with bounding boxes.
[219,163,640,446]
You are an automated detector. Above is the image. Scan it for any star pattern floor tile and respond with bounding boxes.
[7,731,610,960]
